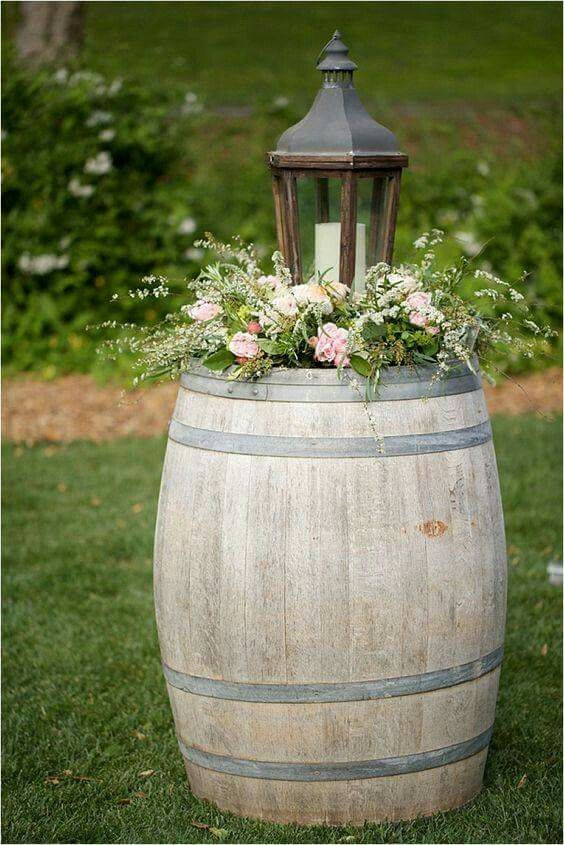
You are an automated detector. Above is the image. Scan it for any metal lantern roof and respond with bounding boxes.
[273,31,405,160]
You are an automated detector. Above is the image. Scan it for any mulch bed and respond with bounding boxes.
[2,369,562,445]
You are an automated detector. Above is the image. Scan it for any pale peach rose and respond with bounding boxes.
[228,332,260,359]
[189,300,222,321]
[326,281,349,301]
[389,272,419,293]
[272,290,298,316]
[314,323,350,367]
[293,283,333,314]
[246,321,262,334]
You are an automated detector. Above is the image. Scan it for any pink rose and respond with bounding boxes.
[314,323,350,368]
[409,311,429,327]
[405,291,431,311]
[246,321,262,334]
[228,331,260,360]
[426,325,440,335]
[189,300,222,322]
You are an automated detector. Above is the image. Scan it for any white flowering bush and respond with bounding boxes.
[2,60,202,373]
[98,231,554,387]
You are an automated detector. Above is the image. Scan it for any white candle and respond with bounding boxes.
[314,222,366,293]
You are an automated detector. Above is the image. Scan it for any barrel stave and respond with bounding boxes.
[155,446,505,682]
[172,381,490,439]
[167,670,500,761]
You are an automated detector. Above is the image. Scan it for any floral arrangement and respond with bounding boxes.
[97,230,554,387]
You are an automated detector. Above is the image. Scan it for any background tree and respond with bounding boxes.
[16,1,84,66]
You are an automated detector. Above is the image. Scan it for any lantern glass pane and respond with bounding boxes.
[362,174,401,266]
[296,175,342,283]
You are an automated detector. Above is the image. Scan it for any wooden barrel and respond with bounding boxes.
[154,359,506,825]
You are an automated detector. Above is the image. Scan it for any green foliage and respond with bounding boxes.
[202,348,235,372]
[394,147,563,332]
[2,415,562,842]
[1,60,200,374]
[349,354,372,378]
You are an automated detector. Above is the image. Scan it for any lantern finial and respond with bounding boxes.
[316,30,357,72]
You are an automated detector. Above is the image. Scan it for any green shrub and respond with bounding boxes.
[2,61,202,375]
[395,149,563,330]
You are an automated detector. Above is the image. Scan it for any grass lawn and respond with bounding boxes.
[81,1,562,105]
[2,414,562,844]
[4,2,560,104]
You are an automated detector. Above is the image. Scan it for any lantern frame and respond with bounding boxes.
[267,32,408,287]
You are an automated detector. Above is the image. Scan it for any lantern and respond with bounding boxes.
[268,31,408,290]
